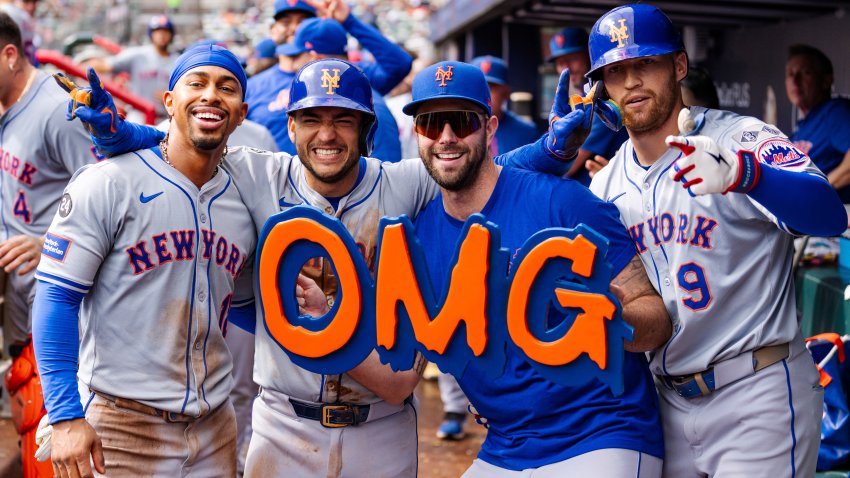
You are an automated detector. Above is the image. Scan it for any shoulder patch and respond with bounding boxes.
[761,125,781,136]
[740,131,759,143]
[757,138,808,168]
[58,193,73,218]
[42,233,72,262]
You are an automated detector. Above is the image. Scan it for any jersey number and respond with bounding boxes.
[13,191,30,224]
[219,293,233,337]
[677,262,712,311]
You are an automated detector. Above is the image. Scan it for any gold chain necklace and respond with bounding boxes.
[158,133,226,180]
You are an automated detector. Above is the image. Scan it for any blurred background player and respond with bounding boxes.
[279,17,402,162]
[87,14,177,122]
[785,44,850,203]
[471,55,539,155]
[681,66,719,109]
[246,37,277,77]
[0,11,101,477]
[546,26,629,185]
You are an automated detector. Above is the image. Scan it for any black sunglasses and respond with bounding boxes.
[414,110,484,140]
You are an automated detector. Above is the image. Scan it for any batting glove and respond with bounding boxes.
[68,68,165,156]
[586,80,623,132]
[544,68,595,161]
[34,413,52,462]
[667,134,760,195]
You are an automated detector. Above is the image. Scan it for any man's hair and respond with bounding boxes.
[788,44,833,77]
[0,12,23,55]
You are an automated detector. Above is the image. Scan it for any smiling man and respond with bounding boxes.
[32,44,255,477]
[586,5,847,477]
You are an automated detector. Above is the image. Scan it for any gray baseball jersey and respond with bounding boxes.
[108,45,177,118]
[222,147,438,405]
[0,70,100,346]
[36,148,256,416]
[590,106,822,376]
[157,118,278,153]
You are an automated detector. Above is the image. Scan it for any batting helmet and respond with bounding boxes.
[273,0,317,20]
[586,4,684,79]
[402,61,492,116]
[147,15,174,37]
[288,59,377,156]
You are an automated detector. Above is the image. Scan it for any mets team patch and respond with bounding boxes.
[757,139,808,169]
[42,233,72,262]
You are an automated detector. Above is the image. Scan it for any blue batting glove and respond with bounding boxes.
[545,69,593,161]
[69,68,165,156]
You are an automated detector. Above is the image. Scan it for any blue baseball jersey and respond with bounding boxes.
[573,121,630,186]
[369,91,402,163]
[245,66,295,152]
[492,110,539,155]
[791,98,850,203]
[413,167,664,470]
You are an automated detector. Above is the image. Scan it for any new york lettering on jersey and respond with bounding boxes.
[124,228,247,277]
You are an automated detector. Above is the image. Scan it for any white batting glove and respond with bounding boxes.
[34,413,52,462]
[667,134,760,195]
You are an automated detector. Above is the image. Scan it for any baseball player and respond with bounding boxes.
[586,5,848,477]
[408,60,670,477]
[246,0,411,154]
[280,17,402,162]
[70,56,587,476]
[88,15,178,122]
[470,55,539,155]
[0,12,102,477]
[546,26,629,186]
[33,44,256,477]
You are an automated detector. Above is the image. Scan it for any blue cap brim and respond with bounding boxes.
[402,95,490,116]
[277,42,303,57]
[483,75,506,86]
[546,45,585,62]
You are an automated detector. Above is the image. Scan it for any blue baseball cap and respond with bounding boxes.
[470,55,508,86]
[276,18,347,57]
[254,38,277,59]
[547,27,588,62]
[273,0,317,20]
[402,61,492,116]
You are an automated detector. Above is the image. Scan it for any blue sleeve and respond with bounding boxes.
[495,134,571,176]
[829,100,850,154]
[228,303,256,334]
[370,96,402,163]
[343,14,412,96]
[32,280,85,424]
[93,122,165,157]
[749,165,848,236]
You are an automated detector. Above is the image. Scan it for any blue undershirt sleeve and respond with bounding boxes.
[32,280,85,424]
[228,303,256,334]
[748,165,848,236]
[495,134,571,176]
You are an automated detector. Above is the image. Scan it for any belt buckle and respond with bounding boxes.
[321,404,352,428]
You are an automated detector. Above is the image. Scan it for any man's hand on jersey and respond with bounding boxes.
[667,134,760,196]
[68,68,165,157]
[296,273,329,316]
[545,68,594,161]
[586,155,609,178]
[50,418,105,478]
[0,235,43,275]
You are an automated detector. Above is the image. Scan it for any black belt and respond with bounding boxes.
[288,398,370,428]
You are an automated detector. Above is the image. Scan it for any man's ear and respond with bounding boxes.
[164,91,174,117]
[675,51,688,82]
[486,114,499,147]
[288,114,297,143]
